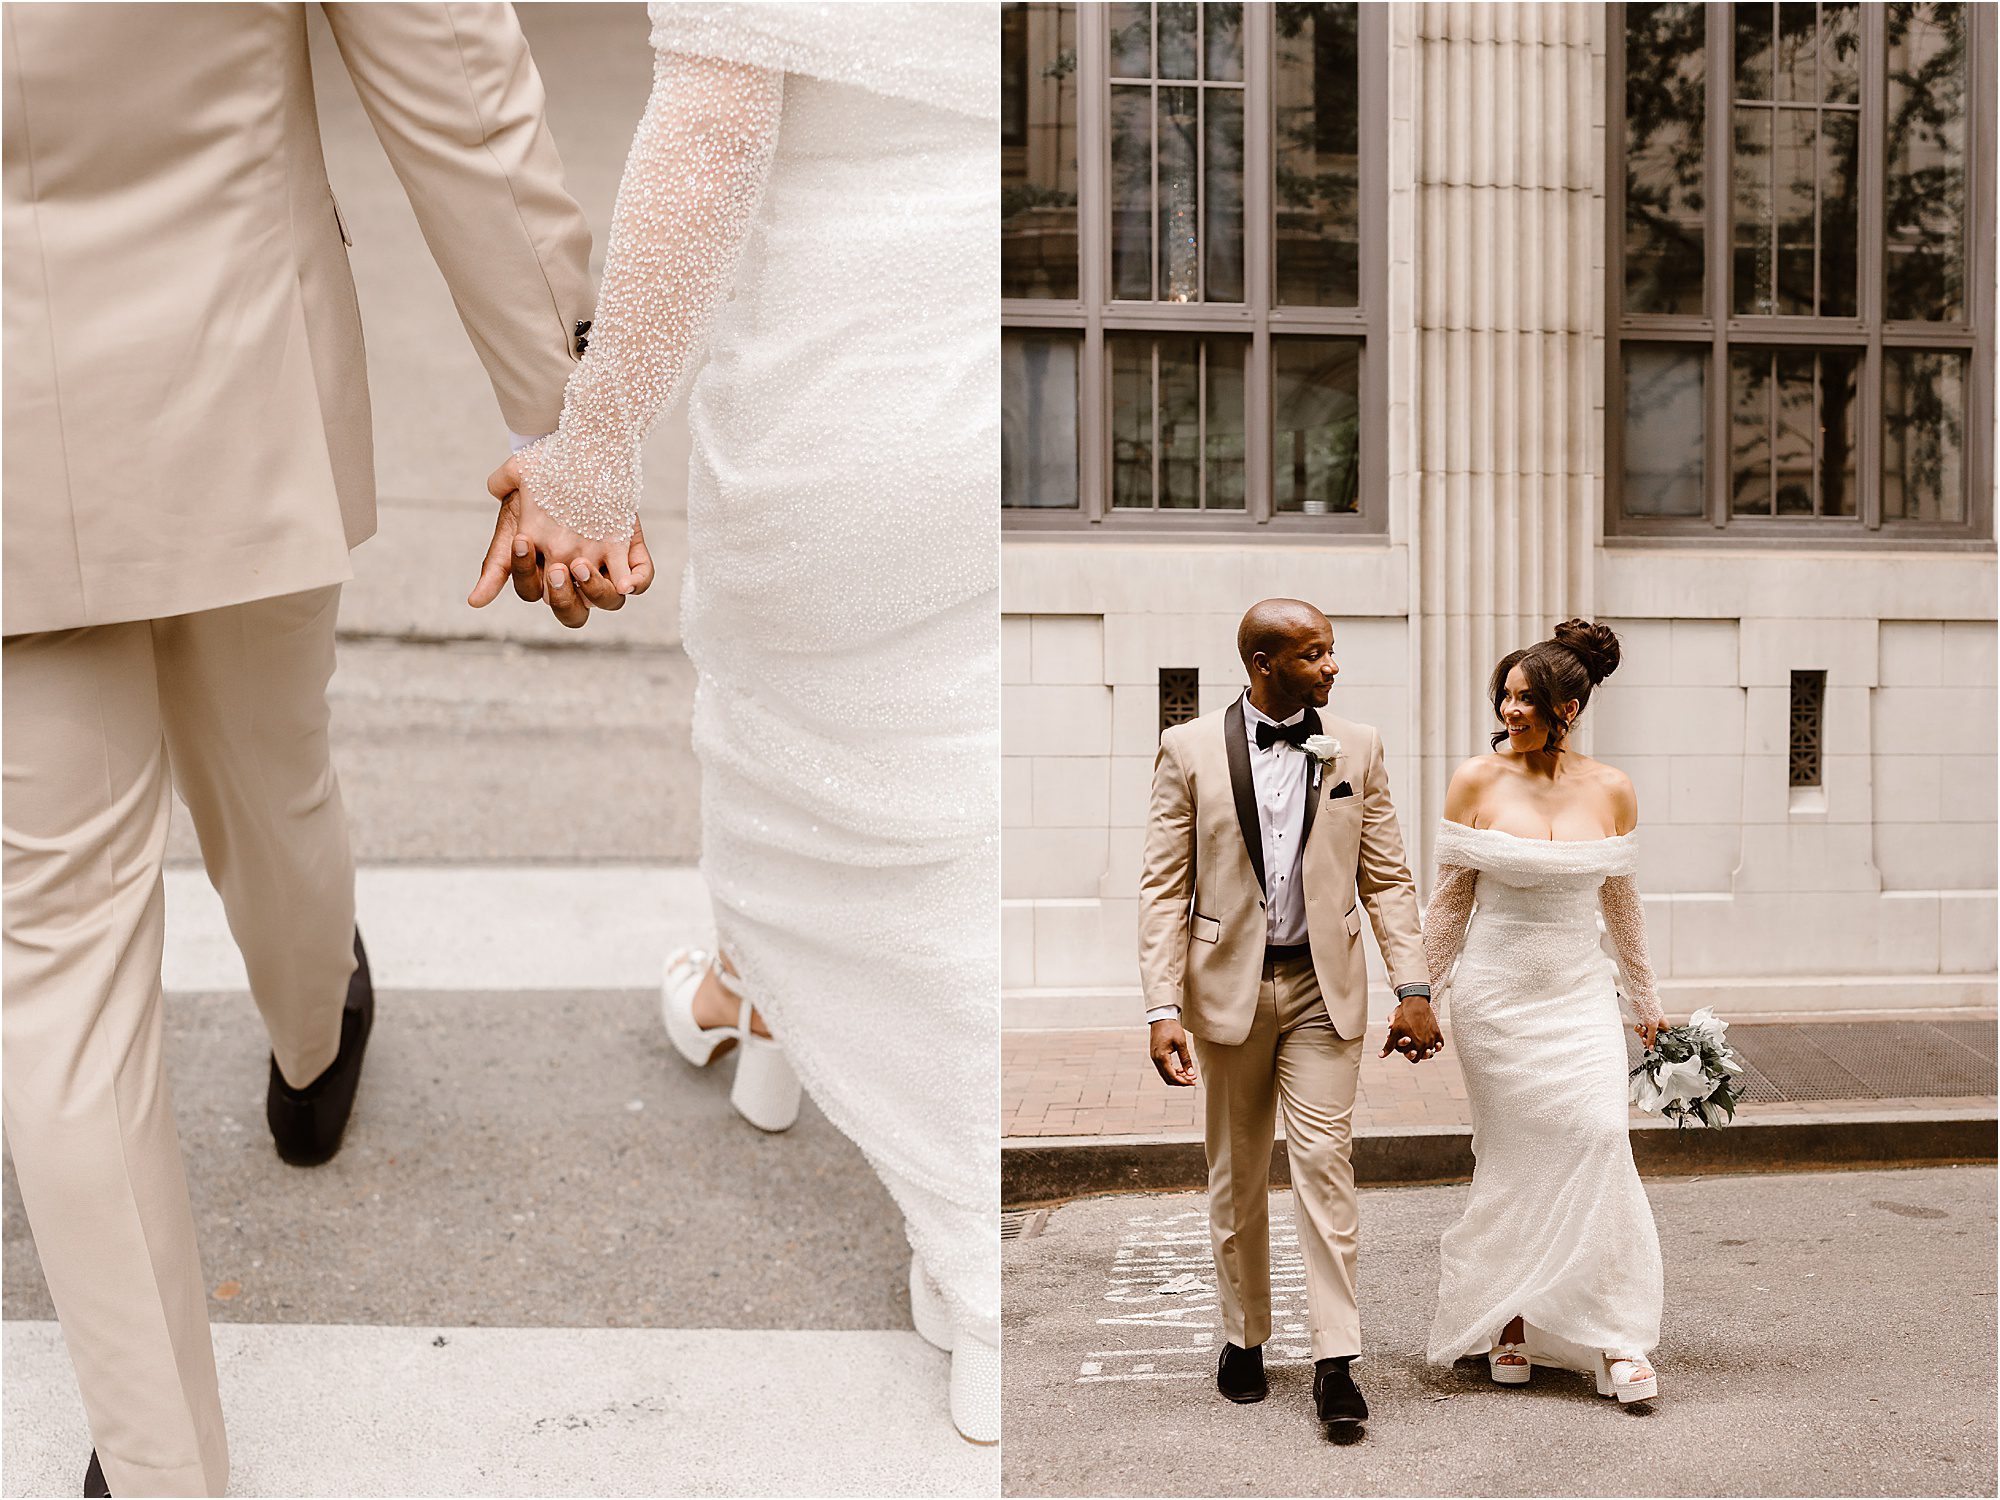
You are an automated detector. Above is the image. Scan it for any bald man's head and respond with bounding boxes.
[1237,599,1329,671]
[1237,599,1338,717]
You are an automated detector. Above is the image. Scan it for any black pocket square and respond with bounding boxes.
[1329,781,1354,800]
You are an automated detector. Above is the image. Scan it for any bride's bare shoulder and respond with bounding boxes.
[1443,754,1507,822]
[1566,754,1640,830]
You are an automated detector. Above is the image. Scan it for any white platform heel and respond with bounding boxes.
[1487,1342,1531,1385]
[660,947,801,1133]
[909,1253,999,1447]
[1595,1353,1658,1403]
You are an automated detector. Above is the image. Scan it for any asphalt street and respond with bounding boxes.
[1000,1166,1998,1497]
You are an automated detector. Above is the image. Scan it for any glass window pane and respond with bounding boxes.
[1821,2,1860,102]
[1820,349,1858,516]
[1621,346,1706,516]
[1001,3,1079,301]
[1157,87,1199,302]
[1002,332,1080,510]
[1204,88,1244,303]
[1819,110,1858,316]
[1734,2,1773,99]
[1883,349,1968,521]
[1157,1,1198,78]
[1775,2,1815,102]
[1274,2,1361,307]
[1157,335,1200,508]
[1732,106,1773,313]
[1772,350,1815,513]
[1110,336,1153,507]
[1273,339,1361,515]
[1205,2,1244,82]
[1885,3,1969,321]
[1110,86,1153,299]
[1730,350,1773,515]
[1109,2,1151,76]
[1773,109,1815,314]
[1205,337,1248,510]
[1622,4,1706,315]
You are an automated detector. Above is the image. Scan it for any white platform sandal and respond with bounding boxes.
[1595,1353,1658,1403]
[660,947,800,1133]
[909,1253,999,1447]
[1487,1341,1531,1385]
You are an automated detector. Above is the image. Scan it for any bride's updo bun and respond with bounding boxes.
[1550,618,1621,685]
[1486,619,1622,753]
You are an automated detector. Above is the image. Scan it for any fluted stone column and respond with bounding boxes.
[1395,2,1607,884]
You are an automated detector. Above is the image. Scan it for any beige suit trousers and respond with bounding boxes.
[1192,952,1364,1361]
[2,586,358,1498]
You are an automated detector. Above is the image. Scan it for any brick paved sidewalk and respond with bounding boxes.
[1003,1018,1998,1140]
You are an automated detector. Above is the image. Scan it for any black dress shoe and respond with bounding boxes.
[1216,1341,1268,1403]
[1314,1356,1368,1431]
[83,1449,109,1498]
[267,929,374,1166]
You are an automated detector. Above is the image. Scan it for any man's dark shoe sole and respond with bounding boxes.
[267,930,373,1167]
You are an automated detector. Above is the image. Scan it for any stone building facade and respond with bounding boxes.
[1001,1,1997,1025]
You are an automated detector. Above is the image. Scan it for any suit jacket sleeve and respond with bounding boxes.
[321,2,594,434]
[1137,730,1196,1015]
[1355,730,1429,992]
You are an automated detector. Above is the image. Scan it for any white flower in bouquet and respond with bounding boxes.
[1688,1006,1729,1043]
[1301,734,1341,762]
[1630,1067,1666,1112]
[1656,1053,1711,1107]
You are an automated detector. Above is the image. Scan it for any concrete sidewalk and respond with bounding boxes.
[1002,1018,1998,1204]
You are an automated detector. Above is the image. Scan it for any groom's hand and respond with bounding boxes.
[469,490,655,621]
[1149,1018,1198,1087]
[1382,997,1444,1064]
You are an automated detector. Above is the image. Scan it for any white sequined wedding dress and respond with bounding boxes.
[517,2,999,1359]
[1420,821,1665,1369]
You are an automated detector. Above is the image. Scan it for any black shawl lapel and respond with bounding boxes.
[1223,696,1266,894]
[1300,706,1325,847]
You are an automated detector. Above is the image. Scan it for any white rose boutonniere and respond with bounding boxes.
[1301,734,1341,763]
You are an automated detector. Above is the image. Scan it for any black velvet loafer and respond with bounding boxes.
[83,1450,109,1498]
[267,930,374,1166]
[1313,1356,1368,1432]
[1217,1341,1268,1403]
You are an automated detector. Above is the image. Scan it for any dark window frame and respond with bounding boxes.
[1606,2,1996,548]
[1003,2,1389,538]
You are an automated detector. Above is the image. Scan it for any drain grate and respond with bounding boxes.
[1632,1019,1998,1105]
[1002,1209,1050,1241]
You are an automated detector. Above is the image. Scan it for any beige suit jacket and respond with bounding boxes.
[2,3,594,635]
[1138,700,1428,1045]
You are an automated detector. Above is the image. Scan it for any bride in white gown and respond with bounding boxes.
[478,3,998,1442]
[1420,620,1667,1405]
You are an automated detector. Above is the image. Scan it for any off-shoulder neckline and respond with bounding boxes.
[1439,819,1637,846]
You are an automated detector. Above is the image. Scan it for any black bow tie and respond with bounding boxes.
[1255,719,1311,751]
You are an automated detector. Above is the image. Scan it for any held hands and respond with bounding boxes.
[1381,996,1444,1064]
[469,456,653,627]
[1149,1017,1198,1087]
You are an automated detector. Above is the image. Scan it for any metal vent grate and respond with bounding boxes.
[1789,670,1825,787]
[1630,1020,1997,1104]
[1159,668,1199,736]
[1001,1209,1051,1241]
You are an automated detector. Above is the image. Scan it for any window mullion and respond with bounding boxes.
[1708,2,1732,526]
[1245,0,1274,523]
[1081,4,1109,523]
[1859,0,1886,528]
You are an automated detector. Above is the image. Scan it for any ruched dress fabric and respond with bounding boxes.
[1420,821,1664,1368]
[522,3,998,1343]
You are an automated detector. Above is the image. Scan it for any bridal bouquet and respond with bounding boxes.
[1629,1007,1744,1128]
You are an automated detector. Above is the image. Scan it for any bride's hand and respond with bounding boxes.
[483,453,643,598]
[1634,1019,1660,1049]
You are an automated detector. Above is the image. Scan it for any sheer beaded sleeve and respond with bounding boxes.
[1422,863,1478,1003]
[515,50,784,542]
[1598,875,1664,1028]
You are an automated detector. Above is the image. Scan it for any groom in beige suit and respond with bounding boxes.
[3,7,591,1494]
[1139,599,1440,1435]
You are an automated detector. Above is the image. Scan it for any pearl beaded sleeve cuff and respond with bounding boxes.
[1420,862,1479,1005]
[516,50,784,542]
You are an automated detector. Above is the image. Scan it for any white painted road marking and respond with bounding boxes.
[2,1321,993,1498]
[163,865,713,993]
[1081,1206,1316,1384]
